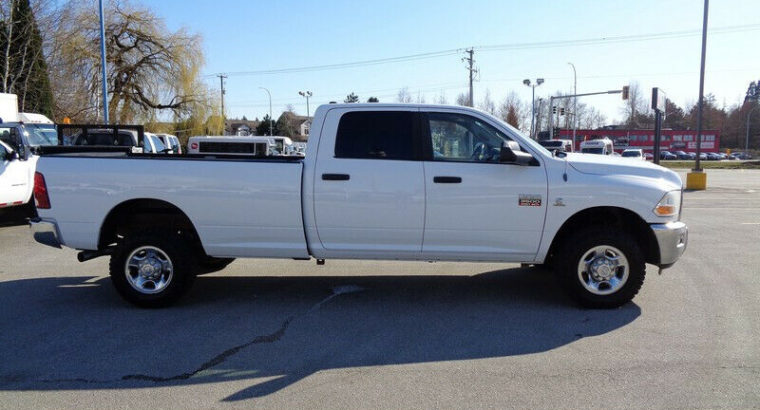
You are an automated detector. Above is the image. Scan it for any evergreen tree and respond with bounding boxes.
[344,92,359,103]
[256,114,274,136]
[0,0,54,117]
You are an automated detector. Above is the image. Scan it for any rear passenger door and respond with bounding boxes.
[312,108,425,258]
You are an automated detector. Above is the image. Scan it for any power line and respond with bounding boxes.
[206,24,760,78]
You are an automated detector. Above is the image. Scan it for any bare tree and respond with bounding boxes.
[620,81,649,128]
[455,92,469,106]
[478,89,496,115]
[436,91,447,105]
[396,86,411,103]
[415,91,425,104]
[47,0,216,124]
[498,92,525,131]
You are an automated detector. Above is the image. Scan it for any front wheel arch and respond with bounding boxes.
[544,206,660,268]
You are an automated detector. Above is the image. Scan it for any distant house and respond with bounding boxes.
[225,118,260,136]
[275,112,312,141]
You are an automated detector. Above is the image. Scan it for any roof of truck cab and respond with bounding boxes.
[316,103,491,114]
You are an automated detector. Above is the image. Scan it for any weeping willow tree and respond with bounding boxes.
[48,0,219,133]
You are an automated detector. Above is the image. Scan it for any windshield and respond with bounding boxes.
[622,151,641,157]
[582,147,605,154]
[26,124,58,146]
[539,140,563,148]
[146,135,166,152]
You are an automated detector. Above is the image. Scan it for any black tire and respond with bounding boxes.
[196,256,235,275]
[555,228,645,309]
[109,229,196,308]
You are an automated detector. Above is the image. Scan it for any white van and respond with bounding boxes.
[580,138,614,155]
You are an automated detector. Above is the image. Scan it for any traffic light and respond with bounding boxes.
[622,85,630,100]
[560,107,565,116]
[552,106,557,114]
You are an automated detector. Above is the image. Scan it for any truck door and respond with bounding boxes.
[312,108,425,258]
[420,110,547,261]
[0,141,29,207]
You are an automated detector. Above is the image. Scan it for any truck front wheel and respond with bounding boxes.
[555,228,645,308]
[109,229,196,308]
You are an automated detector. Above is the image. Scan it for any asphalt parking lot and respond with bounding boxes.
[0,169,759,409]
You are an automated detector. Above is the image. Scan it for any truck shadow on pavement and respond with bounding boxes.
[0,266,640,401]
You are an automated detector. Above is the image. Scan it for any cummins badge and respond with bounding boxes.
[518,194,542,207]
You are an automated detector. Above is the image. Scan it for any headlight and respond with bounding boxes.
[653,190,681,217]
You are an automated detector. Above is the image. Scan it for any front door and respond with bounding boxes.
[421,110,548,261]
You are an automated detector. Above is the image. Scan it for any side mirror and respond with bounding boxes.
[499,141,534,165]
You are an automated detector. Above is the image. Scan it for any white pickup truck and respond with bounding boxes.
[31,104,687,308]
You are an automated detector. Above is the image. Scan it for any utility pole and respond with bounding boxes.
[216,74,227,132]
[463,48,477,107]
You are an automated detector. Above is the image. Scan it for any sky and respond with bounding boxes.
[147,0,760,125]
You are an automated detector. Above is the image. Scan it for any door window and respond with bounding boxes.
[427,112,511,162]
[335,111,416,160]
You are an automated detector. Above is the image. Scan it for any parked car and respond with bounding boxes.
[539,139,573,154]
[699,152,707,160]
[732,152,753,160]
[706,152,721,161]
[32,103,688,309]
[579,138,614,155]
[660,150,677,160]
[155,133,182,154]
[144,133,171,154]
[644,153,654,161]
[621,148,644,160]
[674,151,691,160]
[0,140,37,210]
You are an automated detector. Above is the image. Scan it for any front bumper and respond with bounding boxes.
[30,218,62,249]
[651,221,688,267]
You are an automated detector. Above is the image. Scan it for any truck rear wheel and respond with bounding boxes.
[109,229,195,308]
[555,228,645,308]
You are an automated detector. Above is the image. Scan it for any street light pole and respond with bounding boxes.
[98,0,109,124]
[523,78,544,139]
[747,105,760,154]
[299,91,313,118]
[568,62,577,147]
[259,87,273,137]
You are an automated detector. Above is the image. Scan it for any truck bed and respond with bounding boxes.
[37,154,309,258]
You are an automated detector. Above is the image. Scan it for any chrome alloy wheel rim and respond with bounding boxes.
[124,246,174,294]
[577,245,629,295]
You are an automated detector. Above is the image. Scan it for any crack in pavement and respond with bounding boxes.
[19,285,365,386]
[121,316,294,383]
[123,285,364,383]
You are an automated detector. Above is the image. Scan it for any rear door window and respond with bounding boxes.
[335,111,417,160]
